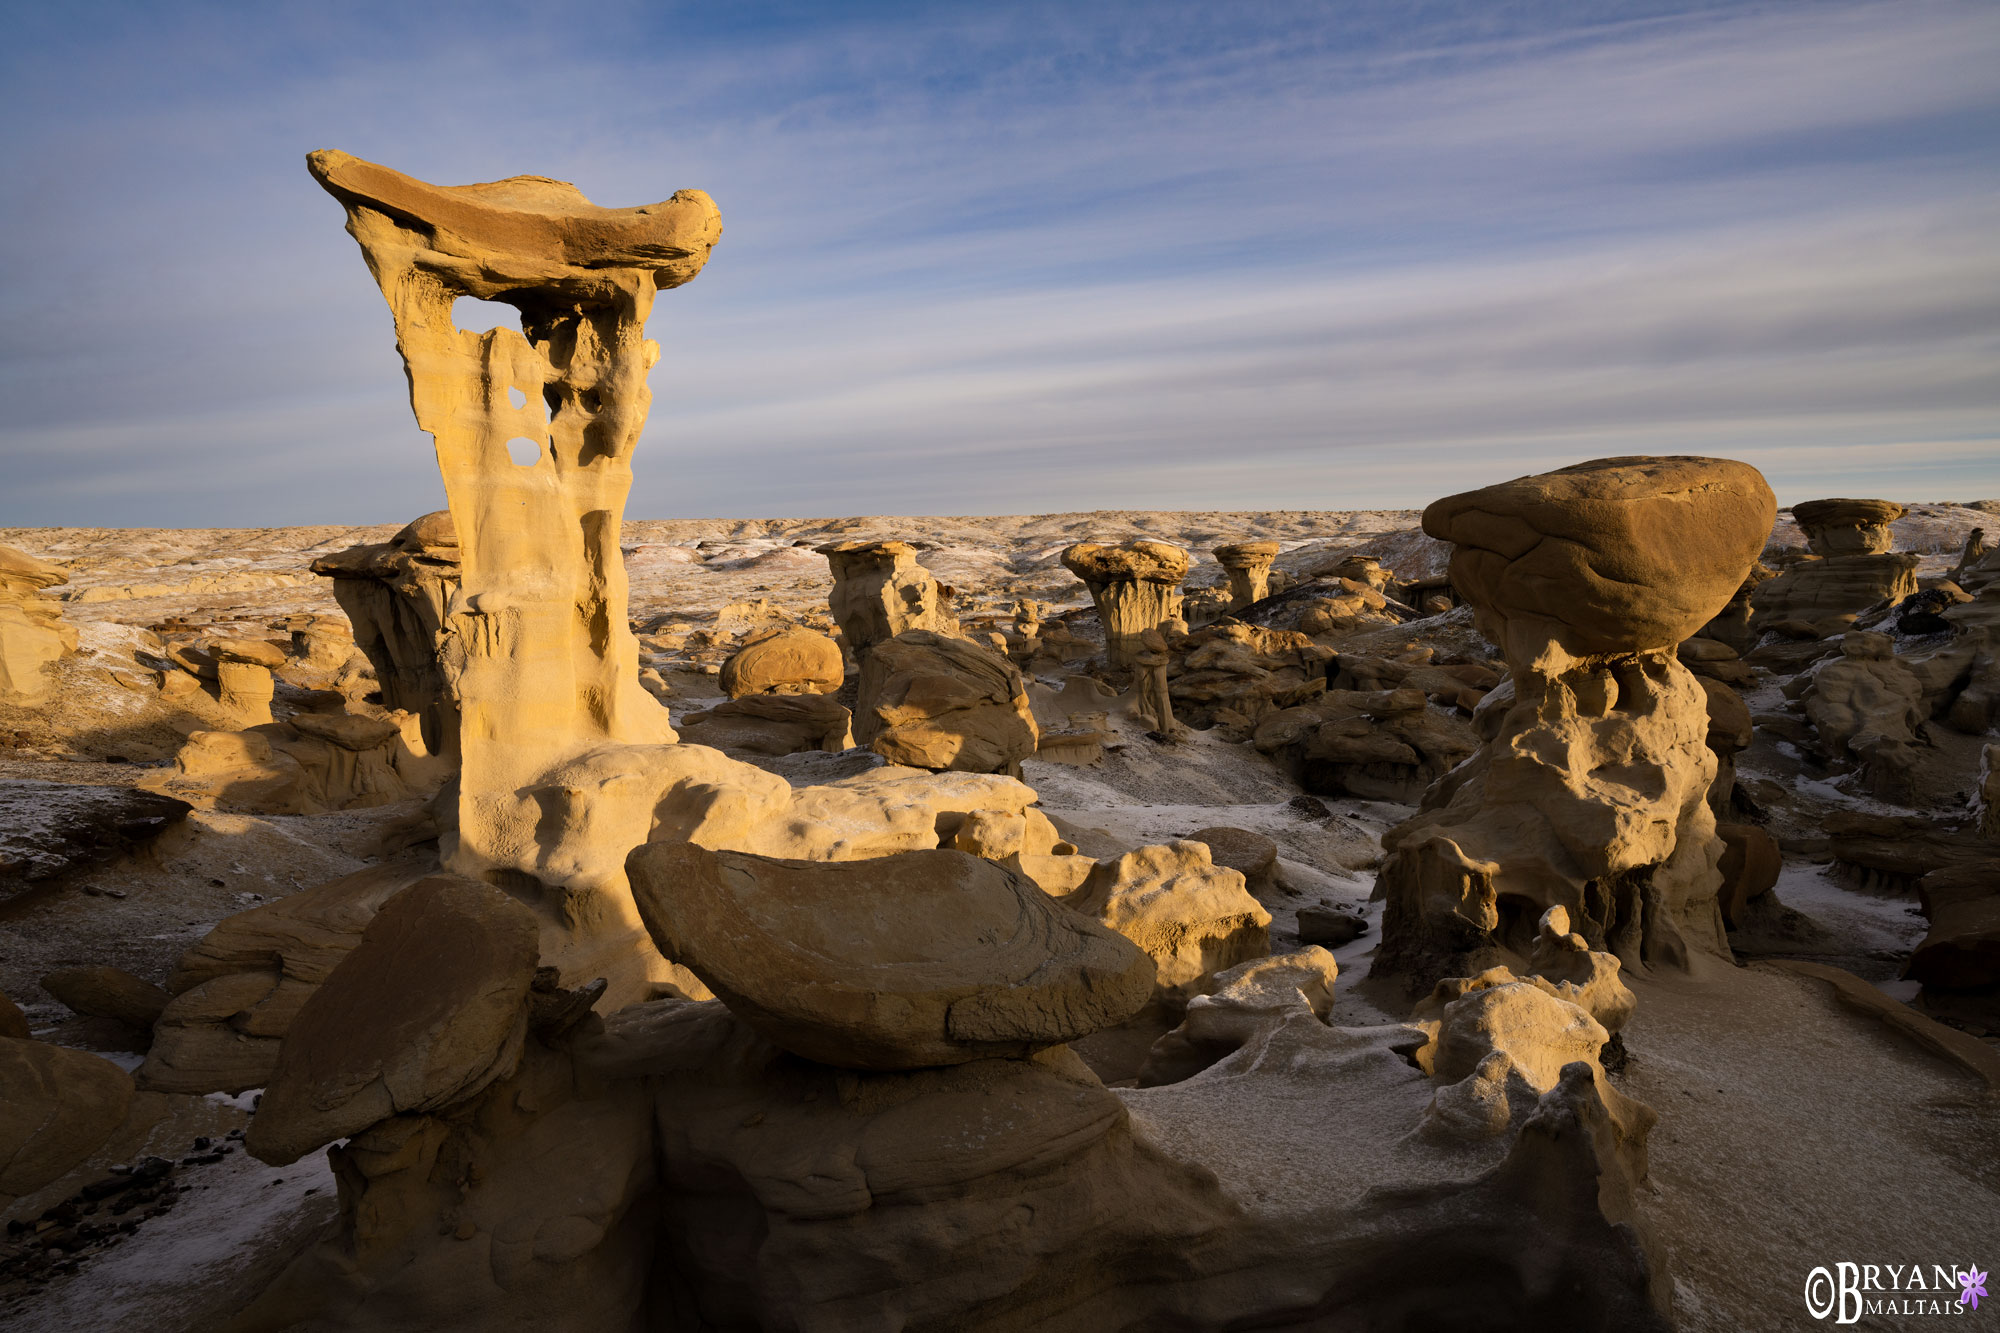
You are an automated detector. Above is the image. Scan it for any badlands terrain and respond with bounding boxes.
[3,151,1997,1333]
[1,497,1997,1332]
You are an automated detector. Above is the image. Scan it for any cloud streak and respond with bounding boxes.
[0,0,1994,525]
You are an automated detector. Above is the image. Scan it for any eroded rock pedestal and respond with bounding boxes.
[1061,540,1189,669]
[307,149,721,987]
[309,509,462,757]
[1750,497,1919,634]
[816,540,957,658]
[1374,456,1775,990]
[1212,540,1280,613]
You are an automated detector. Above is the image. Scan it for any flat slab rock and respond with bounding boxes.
[628,843,1156,1070]
[0,780,191,889]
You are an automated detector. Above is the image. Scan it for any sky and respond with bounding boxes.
[1,0,1996,527]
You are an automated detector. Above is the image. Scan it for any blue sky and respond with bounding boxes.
[2,0,1995,526]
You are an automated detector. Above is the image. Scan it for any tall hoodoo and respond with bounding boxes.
[1061,540,1190,669]
[1373,456,1776,990]
[307,150,722,881]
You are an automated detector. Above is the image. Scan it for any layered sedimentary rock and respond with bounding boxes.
[1374,456,1774,989]
[1212,541,1281,612]
[1061,541,1189,669]
[309,509,463,754]
[816,540,956,657]
[853,629,1038,774]
[0,547,77,705]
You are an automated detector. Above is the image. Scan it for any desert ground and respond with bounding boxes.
[3,491,1997,1332]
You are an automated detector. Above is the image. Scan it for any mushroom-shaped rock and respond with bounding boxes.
[1061,541,1191,668]
[1791,498,1905,556]
[1423,456,1775,661]
[1212,541,1281,612]
[720,627,844,698]
[816,541,956,656]
[307,150,721,289]
[1,1038,137,1198]
[625,843,1156,1070]
[246,876,540,1165]
[854,630,1038,775]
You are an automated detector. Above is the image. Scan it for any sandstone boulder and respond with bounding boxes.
[141,861,435,1094]
[40,966,170,1029]
[248,875,541,1165]
[1376,457,1772,990]
[1185,826,1279,894]
[0,1038,137,1200]
[310,510,461,754]
[854,629,1037,775]
[1064,841,1271,1009]
[626,843,1156,1070]
[719,626,844,697]
[1421,455,1774,660]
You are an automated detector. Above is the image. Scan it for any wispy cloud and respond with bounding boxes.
[0,0,1994,525]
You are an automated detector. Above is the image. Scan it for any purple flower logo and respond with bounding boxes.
[1961,1268,1988,1311]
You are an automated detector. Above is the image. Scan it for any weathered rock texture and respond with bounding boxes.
[248,876,540,1165]
[309,509,462,754]
[816,540,956,656]
[1791,498,1905,556]
[309,148,721,988]
[1374,457,1774,990]
[718,626,842,698]
[1213,540,1281,612]
[627,843,1155,1069]
[853,629,1038,774]
[1061,541,1189,669]
[0,546,77,704]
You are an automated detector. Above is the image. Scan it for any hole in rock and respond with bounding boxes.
[579,388,602,413]
[452,296,523,334]
[544,385,563,417]
[507,386,528,411]
[505,437,542,467]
